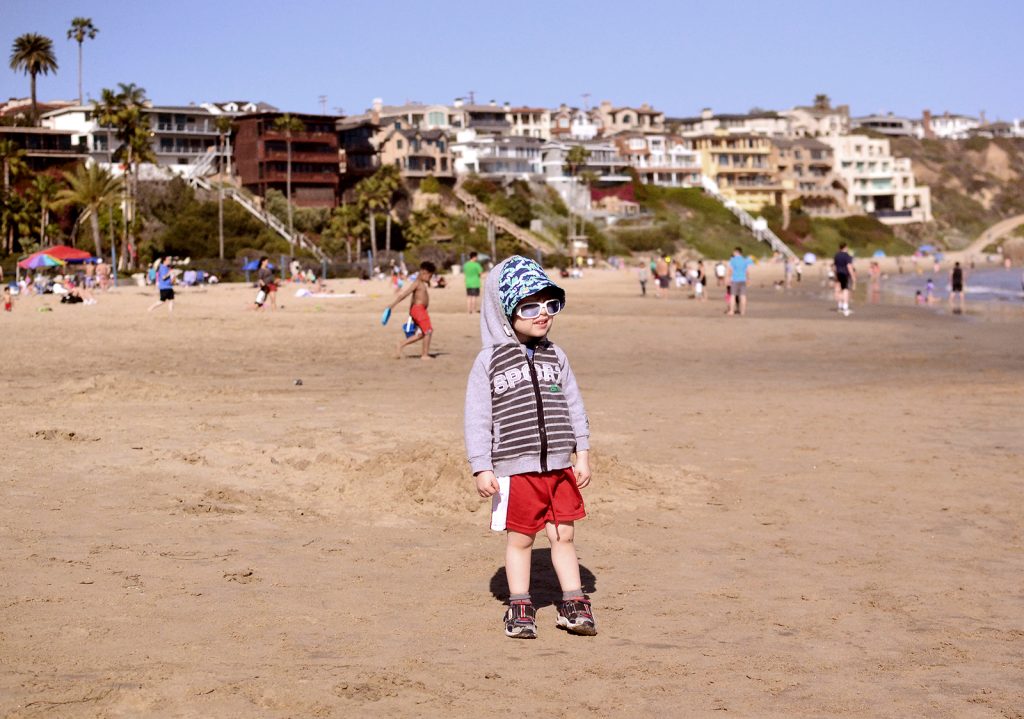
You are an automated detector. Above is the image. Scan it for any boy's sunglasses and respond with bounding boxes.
[515,299,564,319]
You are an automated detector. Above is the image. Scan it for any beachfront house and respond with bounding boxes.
[692,131,784,212]
[614,132,702,188]
[821,135,932,224]
[233,111,341,208]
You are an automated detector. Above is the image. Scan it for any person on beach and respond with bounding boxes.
[695,260,707,301]
[727,247,752,316]
[464,255,595,639]
[387,261,436,360]
[147,256,175,313]
[636,262,650,297]
[833,243,856,317]
[463,251,484,314]
[949,261,965,313]
[3,285,12,312]
[254,257,277,310]
[655,256,671,298]
[925,278,936,304]
[714,260,726,287]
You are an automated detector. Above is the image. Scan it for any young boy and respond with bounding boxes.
[464,255,595,639]
[387,261,436,360]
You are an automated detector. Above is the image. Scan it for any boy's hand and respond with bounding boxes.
[475,470,499,498]
[574,451,592,489]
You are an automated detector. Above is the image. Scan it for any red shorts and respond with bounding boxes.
[506,468,586,534]
[410,304,432,333]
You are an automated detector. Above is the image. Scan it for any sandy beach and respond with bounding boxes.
[1,270,1022,718]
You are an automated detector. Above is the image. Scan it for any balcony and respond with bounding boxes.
[262,129,337,142]
[263,149,340,164]
[259,169,338,184]
[468,119,511,133]
[154,122,219,135]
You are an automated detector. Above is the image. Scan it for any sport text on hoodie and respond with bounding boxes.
[464,257,590,477]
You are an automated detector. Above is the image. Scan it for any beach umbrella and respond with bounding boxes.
[802,252,817,265]
[40,245,93,263]
[918,244,936,253]
[17,252,66,269]
[873,250,886,258]
[242,259,276,271]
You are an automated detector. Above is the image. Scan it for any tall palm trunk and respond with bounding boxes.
[217,133,224,260]
[285,135,295,257]
[368,210,376,269]
[30,73,38,123]
[77,42,83,105]
[385,212,392,253]
[39,203,47,246]
[345,237,352,264]
[89,209,102,257]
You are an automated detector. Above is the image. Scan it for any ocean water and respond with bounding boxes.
[883,267,1024,304]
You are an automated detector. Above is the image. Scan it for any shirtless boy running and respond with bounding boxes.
[387,261,436,360]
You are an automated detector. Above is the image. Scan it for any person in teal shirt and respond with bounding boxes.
[463,251,484,314]
[727,247,753,316]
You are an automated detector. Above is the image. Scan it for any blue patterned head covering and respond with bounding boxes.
[497,256,565,318]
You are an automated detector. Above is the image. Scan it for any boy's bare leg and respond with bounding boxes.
[544,521,583,593]
[395,331,424,359]
[505,531,536,596]
[420,330,433,360]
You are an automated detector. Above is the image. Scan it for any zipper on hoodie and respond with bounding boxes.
[526,353,548,472]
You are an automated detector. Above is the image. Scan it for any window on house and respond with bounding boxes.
[428,111,445,126]
[397,140,404,149]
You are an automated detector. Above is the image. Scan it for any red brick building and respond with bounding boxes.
[233,112,341,207]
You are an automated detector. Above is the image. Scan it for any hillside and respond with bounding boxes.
[890,136,1024,248]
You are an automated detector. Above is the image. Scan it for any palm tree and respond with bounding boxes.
[324,203,367,263]
[375,164,402,253]
[214,115,233,260]
[67,18,98,106]
[0,139,28,252]
[30,174,62,246]
[56,163,123,258]
[9,33,59,124]
[564,145,591,256]
[355,173,390,268]
[272,113,305,256]
[95,83,153,269]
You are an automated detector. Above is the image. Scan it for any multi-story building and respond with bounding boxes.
[614,132,701,188]
[595,100,665,136]
[506,106,552,140]
[539,139,631,181]
[851,113,920,137]
[365,99,457,132]
[671,108,790,138]
[42,103,230,176]
[692,132,783,212]
[821,135,932,224]
[234,112,341,207]
[453,101,513,136]
[780,99,851,138]
[336,117,380,200]
[0,126,86,173]
[921,111,980,140]
[451,132,542,179]
[375,125,454,186]
[772,138,855,218]
[550,105,601,140]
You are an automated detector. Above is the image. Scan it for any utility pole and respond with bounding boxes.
[467,90,476,105]
[318,95,327,115]
[581,92,591,111]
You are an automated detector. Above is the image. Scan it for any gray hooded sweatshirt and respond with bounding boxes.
[464,258,590,477]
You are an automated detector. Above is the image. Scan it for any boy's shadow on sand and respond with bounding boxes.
[489,548,597,608]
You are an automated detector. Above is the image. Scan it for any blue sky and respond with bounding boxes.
[3,0,1022,120]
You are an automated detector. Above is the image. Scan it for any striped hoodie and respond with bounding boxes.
[464,257,590,477]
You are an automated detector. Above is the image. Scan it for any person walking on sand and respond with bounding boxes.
[654,255,671,298]
[465,255,595,639]
[147,256,175,313]
[833,242,856,317]
[253,257,277,310]
[714,260,726,287]
[727,247,753,316]
[949,261,965,313]
[636,262,650,297]
[387,261,436,360]
[695,260,707,301]
[463,251,484,314]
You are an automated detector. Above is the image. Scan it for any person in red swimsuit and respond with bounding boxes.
[386,261,436,360]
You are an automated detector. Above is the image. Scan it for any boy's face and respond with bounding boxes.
[511,288,559,343]
[419,270,433,282]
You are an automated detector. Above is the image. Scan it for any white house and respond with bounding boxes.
[821,135,932,224]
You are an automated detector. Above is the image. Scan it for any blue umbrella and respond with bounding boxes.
[873,250,886,258]
[918,244,936,253]
[242,260,275,271]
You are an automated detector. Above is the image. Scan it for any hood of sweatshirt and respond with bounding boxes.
[480,256,565,348]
